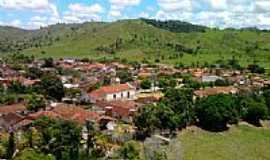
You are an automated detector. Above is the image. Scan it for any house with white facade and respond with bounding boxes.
[89,83,136,103]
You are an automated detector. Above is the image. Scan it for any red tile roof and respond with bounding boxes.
[89,83,134,99]
[194,86,238,97]
[27,111,61,120]
[96,100,138,118]
[0,103,26,115]
[52,105,100,124]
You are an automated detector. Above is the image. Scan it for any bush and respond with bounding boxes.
[140,79,152,89]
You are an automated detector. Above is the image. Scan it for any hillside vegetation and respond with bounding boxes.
[0,19,270,68]
[168,124,270,160]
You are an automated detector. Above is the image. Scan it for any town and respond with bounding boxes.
[0,53,269,159]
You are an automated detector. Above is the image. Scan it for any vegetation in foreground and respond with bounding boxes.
[169,124,270,160]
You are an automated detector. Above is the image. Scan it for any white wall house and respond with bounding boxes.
[89,83,136,103]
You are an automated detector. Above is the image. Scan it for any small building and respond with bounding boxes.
[201,75,223,83]
[89,83,136,103]
[194,86,238,99]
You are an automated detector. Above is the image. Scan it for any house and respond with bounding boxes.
[0,103,27,116]
[96,100,139,123]
[194,86,238,99]
[201,75,223,83]
[52,104,101,125]
[89,83,136,102]
[0,113,24,131]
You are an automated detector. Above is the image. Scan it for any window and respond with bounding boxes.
[113,94,117,99]
[127,92,130,98]
[121,93,124,98]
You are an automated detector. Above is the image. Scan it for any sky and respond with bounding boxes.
[0,0,269,29]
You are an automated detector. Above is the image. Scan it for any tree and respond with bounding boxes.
[42,58,54,68]
[196,94,239,131]
[134,105,158,136]
[214,79,230,86]
[240,97,268,126]
[7,81,26,94]
[163,89,195,127]
[263,89,270,116]
[116,69,133,83]
[140,79,152,89]
[33,117,82,160]
[6,131,16,159]
[158,77,177,89]
[26,67,43,79]
[26,93,46,112]
[118,141,141,160]
[247,64,265,74]
[40,74,64,101]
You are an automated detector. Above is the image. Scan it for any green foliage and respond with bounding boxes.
[247,64,265,74]
[26,93,46,112]
[163,89,195,127]
[141,18,206,33]
[118,141,141,160]
[140,79,152,89]
[196,94,239,131]
[116,69,133,83]
[42,58,54,68]
[6,132,16,159]
[263,89,270,116]
[239,96,268,125]
[14,149,55,160]
[33,117,82,160]
[135,89,194,135]
[26,67,43,79]
[214,79,230,86]
[158,77,177,89]
[7,81,26,94]
[40,74,64,101]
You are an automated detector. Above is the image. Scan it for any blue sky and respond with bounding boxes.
[0,0,270,29]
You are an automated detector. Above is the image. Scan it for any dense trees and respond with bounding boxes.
[40,74,64,101]
[196,94,239,131]
[134,89,194,135]
[33,117,81,160]
[141,19,206,33]
[135,85,270,134]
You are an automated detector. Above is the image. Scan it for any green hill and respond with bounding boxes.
[1,19,270,68]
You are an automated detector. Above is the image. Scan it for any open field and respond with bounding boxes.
[168,124,270,160]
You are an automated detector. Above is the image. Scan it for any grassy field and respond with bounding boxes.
[168,124,270,160]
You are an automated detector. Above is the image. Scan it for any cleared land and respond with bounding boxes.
[168,124,270,160]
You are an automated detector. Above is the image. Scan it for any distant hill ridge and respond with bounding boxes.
[0,19,270,68]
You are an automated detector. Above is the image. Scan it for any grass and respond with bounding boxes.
[168,124,270,160]
[1,19,269,69]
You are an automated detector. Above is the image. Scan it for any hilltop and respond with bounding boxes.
[0,19,270,68]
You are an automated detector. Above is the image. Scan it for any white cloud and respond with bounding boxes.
[10,19,22,27]
[0,0,59,16]
[139,12,150,18]
[109,10,121,17]
[255,0,270,12]
[157,0,193,12]
[109,0,141,8]
[0,0,49,10]
[108,0,141,19]
[63,3,103,23]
